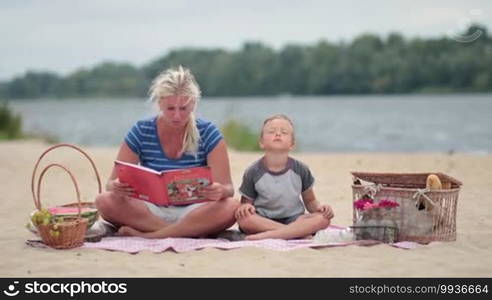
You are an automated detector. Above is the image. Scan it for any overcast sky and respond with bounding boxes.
[1,0,490,81]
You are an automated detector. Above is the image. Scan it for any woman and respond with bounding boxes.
[95,66,239,238]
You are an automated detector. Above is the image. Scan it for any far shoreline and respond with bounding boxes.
[3,138,491,156]
[3,91,492,102]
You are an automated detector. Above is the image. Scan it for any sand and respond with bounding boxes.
[1,140,491,277]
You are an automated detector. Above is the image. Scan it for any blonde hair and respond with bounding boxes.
[261,114,296,144]
[149,66,202,155]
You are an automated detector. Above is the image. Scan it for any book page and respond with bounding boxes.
[165,167,213,205]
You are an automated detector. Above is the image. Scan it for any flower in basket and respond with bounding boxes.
[353,198,400,243]
[378,199,400,209]
[353,197,374,210]
[365,199,399,219]
[354,198,400,212]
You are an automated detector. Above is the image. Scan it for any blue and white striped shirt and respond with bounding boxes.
[125,116,223,172]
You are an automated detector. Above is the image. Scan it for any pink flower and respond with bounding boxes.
[354,198,373,210]
[355,198,399,211]
[363,202,379,210]
[378,199,400,208]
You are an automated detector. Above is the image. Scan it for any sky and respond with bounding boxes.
[1,0,491,81]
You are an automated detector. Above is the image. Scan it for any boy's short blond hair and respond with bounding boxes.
[260,114,296,144]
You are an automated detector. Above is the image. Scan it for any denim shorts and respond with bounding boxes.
[270,212,304,225]
[143,201,206,224]
[239,212,305,233]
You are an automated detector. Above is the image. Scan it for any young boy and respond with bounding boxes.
[236,114,334,240]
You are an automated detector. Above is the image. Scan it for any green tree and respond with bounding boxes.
[0,102,22,139]
[1,23,491,98]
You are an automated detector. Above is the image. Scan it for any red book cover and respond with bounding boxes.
[114,160,213,206]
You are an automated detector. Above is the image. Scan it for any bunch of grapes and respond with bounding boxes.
[30,209,52,226]
[30,209,64,237]
[50,216,65,237]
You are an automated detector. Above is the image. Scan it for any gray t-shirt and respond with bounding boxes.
[239,157,315,219]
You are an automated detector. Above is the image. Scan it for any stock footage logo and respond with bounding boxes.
[1,280,128,298]
[447,9,484,42]
[3,281,20,297]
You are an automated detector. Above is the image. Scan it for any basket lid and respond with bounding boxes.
[351,172,462,188]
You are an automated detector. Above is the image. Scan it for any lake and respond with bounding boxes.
[9,93,492,153]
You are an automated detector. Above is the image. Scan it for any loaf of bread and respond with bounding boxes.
[442,181,451,189]
[416,174,443,211]
[426,174,442,190]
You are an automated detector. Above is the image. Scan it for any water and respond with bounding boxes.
[9,94,492,153]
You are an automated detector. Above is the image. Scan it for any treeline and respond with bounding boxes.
[1,24,491,99]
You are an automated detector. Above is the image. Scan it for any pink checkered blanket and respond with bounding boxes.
[81,237,418,253]
[26,226,420,253]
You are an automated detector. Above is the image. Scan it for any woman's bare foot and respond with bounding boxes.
[117,226,143,237]
[245,232,266,240]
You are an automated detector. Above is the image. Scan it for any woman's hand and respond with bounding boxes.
[317,204,334,220]
[199,182,226,201]
[235,203,256,219]
[106,178,135,199]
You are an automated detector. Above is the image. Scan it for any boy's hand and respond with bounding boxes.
[235,203,256,219]
[318,204,334,220]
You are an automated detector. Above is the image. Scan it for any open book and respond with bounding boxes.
[115,160,213,206]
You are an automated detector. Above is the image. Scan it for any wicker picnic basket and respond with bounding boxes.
[351,172,462,244]
[31,144,102,249]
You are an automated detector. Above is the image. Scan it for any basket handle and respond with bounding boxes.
[31,143,102,208]
[34,163,82,217]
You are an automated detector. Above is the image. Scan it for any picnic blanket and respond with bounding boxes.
[81,237,418,253]
[26,226,421,253]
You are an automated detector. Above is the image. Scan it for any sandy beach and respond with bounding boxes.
[1,140,491,277]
